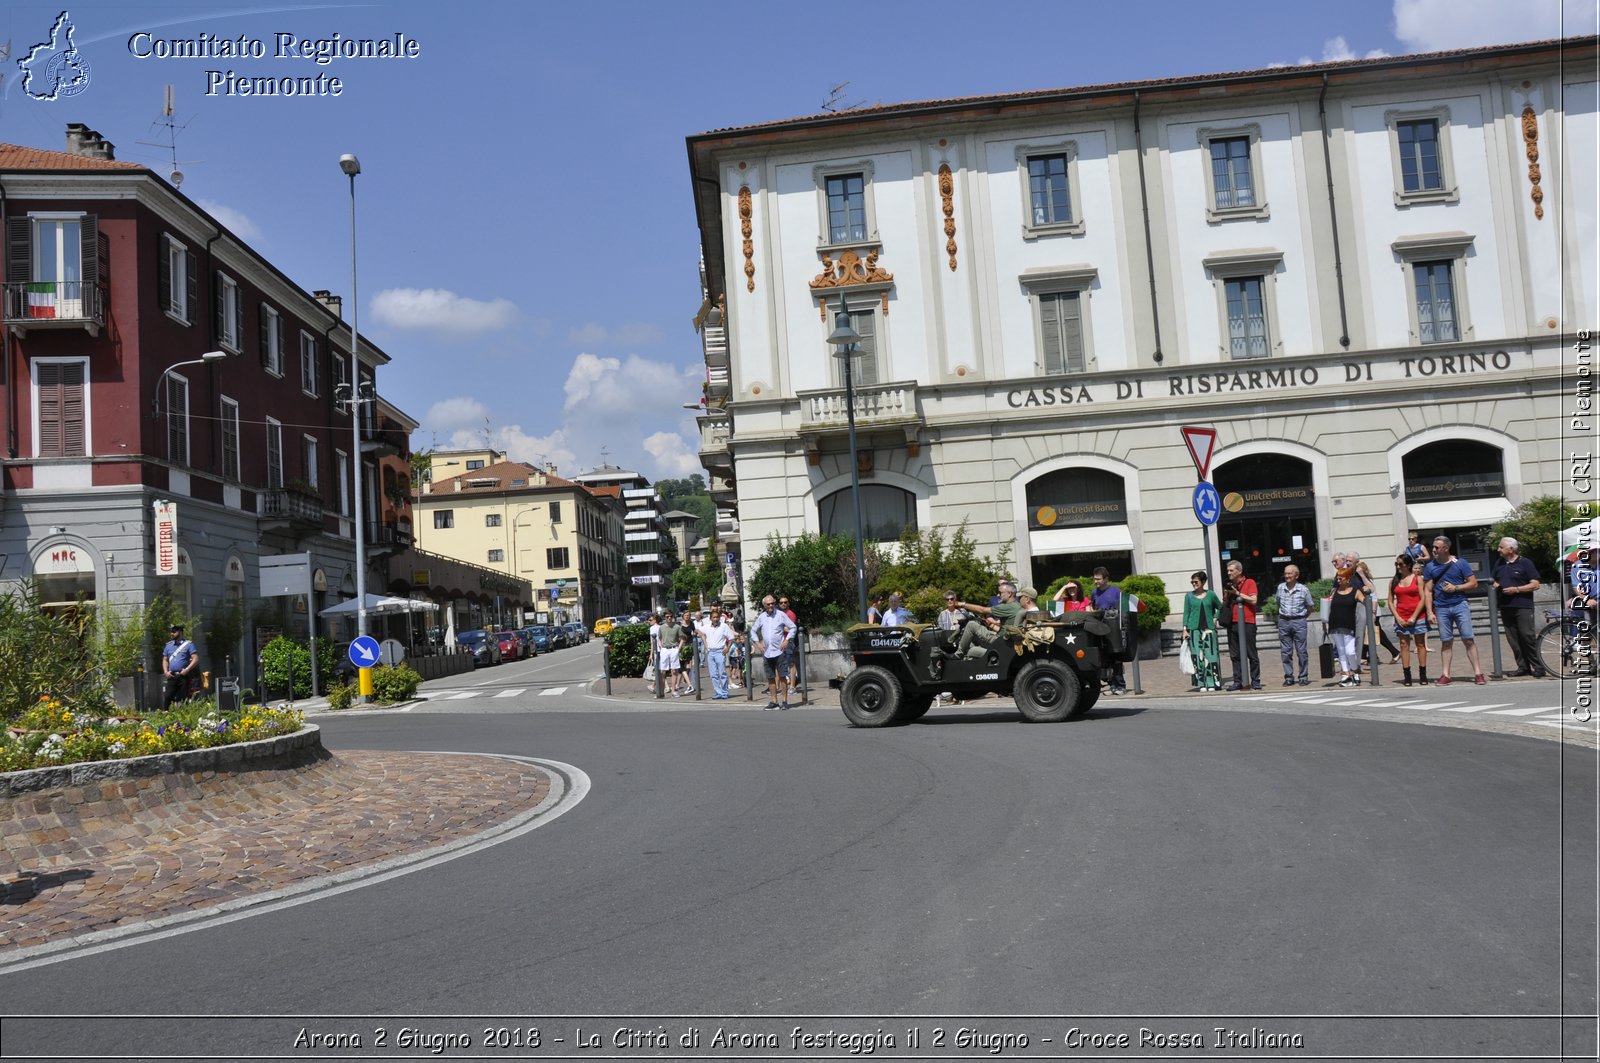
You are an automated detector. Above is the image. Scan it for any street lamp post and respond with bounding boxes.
[510,504,544,624]
[153,350,227,419]
[824,302,870,623]
[339,153,368,646]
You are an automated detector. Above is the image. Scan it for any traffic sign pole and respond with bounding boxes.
[1182,426,1224,690]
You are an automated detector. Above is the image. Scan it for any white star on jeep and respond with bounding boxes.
[1062,632,1077,644]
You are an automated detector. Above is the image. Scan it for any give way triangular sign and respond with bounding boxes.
[1181,425,1218,480]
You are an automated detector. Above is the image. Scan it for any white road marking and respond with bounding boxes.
[444,691,480,700]
[539,687,567,696]
[1486,705,1564,716]
[494,689,525,698]
[1436,703,1508,713]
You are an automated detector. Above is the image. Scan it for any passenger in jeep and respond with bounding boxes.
[934,580,1022,668]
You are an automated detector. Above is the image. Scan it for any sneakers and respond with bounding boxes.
[1283,679,1297,687]
[1223,683,1242,692]
[1250,683,1263,690]
[1338,675,1356,687]
[764,700,779,709]
[1473,674,1487,685]
[1299,678,1311,686]
[1435,675,1452,686]
[1109,686,1126,696]
[780,702,790,710]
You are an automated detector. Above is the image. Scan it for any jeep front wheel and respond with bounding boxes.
[1014,659,1081,722]
[839,665,904,727]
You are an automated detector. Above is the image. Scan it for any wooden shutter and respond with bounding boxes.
[214,271,225,341]
[184,247,197,322]
[96,228,109,312]
[1040,299,1063,374]
[259,305,270,368]
[157,236,172,313]
[36,361,85,458]
[5,217,29,321]
[79,215,97,297]
[854,312,879,386]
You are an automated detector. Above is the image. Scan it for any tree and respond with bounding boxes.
[748,532,856,629]
[872,524,1012,623]
[1488,494,1584,579]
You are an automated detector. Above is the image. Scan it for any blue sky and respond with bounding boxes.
[1,0,1593,482]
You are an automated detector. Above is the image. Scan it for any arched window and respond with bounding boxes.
[819,485,917,543]
[1402,440,1504,498]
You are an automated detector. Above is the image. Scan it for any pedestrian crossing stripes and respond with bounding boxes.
[1245,691,1576,726]
[427,686,567,701]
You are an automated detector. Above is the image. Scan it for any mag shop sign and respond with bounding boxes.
[998,349,1518,410]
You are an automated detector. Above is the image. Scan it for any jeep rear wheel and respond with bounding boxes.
[839,665,904,727]
[1014,658,1081,722]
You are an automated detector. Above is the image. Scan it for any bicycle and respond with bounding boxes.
[1535,608,1596,679]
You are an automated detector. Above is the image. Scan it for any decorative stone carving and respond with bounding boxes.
[1521,106,1544,220]
[739,185,756,291]
[938,163,958,271]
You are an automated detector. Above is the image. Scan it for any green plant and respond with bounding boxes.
[0,582,116,722]
[748,531,860,631]
[371,663,421,702]
[875,524,1013,625]
[607,623,652,677]
[258,636,313,698]
[1040,573,1169,637]
[325,682,357,711]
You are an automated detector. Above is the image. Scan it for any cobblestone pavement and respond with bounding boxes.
[0,750,550,953]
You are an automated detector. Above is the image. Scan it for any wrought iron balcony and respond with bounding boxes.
[3,281,107,336]
[260,486,325,529]
[367,517,413,554]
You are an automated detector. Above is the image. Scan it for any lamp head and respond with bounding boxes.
[200,350,227,363]
[825,312,861,350]
[339,154,361,176]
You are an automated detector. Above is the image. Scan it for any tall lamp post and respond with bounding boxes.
[153,350,227,419]
[339,153,368,644]
[510,504,545,624]
[824,302,869,622]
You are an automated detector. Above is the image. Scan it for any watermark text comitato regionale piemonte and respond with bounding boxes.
[127,29,422,97]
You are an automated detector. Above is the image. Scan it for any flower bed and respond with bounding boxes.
[2,695,304,773]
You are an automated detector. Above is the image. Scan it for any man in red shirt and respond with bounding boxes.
[1222,560,1261,690]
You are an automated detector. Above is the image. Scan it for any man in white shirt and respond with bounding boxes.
[696,605,737,700]
[881,592,914,626]
[750,595,797,709]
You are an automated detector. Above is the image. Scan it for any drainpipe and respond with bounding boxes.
[202,229,223,470]
[1319,73,1352,349]
[1132,92,1165,365]
[0,179,13,457]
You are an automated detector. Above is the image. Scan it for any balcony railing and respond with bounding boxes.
[698,416,732,472]
[3,281,106,335]
[260,487,325,528]
[368,518,413,551]
[798,379,921,430]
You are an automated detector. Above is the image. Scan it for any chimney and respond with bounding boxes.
[312,290,343,319]
[64,123,116,161]
[545,462,556,475]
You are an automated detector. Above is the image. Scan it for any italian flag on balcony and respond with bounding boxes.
[26,282,56,319]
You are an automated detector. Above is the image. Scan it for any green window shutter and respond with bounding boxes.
[184,248,197,322]
[157,236,172,313]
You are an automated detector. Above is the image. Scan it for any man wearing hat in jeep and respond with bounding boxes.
[162,623,199,709]
[1017,586,1045,623]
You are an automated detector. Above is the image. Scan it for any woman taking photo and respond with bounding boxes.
[1054,579,1090,615]
[1182,571,1222,691]
[1391,554,1431,685]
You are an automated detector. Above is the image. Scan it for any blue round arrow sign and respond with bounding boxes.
[1192,482,1221,527]
[348,635,382,668]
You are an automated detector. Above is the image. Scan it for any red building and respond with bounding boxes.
[1,125,402,687]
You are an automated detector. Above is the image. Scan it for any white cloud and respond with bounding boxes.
[642,431,702,477]
[1393,0,1596,51]
[1318,35,1389,61]
[563,352,699,415]
[197,200,260,240]
[370,288,519,334]
[420,395,576,471]
[566,322,664,347]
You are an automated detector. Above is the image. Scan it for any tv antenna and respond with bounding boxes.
[136,85,202,188]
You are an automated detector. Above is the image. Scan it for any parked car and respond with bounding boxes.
[457,630,501,667]
[495,630,524,660]
[563,622,588,645]
[524,625,553,654]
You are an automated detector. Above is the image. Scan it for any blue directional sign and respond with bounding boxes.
[348,635,381,669]
[1192,482,1221,527]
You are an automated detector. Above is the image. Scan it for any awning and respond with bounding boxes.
[1029,524,1135,555]
[1406,496,1513,528]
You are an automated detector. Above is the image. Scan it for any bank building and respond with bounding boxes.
[684,36,1595,610]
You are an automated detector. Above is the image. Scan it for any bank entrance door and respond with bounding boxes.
[1213,455,1320,591]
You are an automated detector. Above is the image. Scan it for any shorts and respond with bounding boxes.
[762,655,790,681]
[657,646,681,672]
[1434,600,1473,642]
[1394,619,1430,637]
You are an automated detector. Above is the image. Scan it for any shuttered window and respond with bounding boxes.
[1039,291,1084,374]
[166,375,190,464]
[260,305,283,374]
[158,234,195,322]
[828,309,880,387]
[266,417,284,488]
[300,332,319,397]
[221,397,241,481]
[214,272,243,351]
[35,360,87,457]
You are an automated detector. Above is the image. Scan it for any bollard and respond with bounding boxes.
[795,626,808,705]
[692,635,703,701]
[1123,596,1143,695]
[603,638,612,696]
[1486,583,1505,677]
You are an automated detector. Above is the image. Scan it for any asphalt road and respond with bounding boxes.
[3,643,1596,1061]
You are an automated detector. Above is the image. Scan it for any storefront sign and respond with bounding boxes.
[35,545,92,574]
[1406,474,1506,500]
[1218,486,1316,514]
[1029,499,1126,529]
[154,500,178,576]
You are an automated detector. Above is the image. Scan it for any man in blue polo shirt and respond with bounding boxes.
[1423,535,1486,686]
[162,623,199,709]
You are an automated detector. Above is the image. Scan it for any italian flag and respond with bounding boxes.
[26,282,56,319]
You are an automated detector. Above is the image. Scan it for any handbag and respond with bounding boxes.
[1178,641,1196,676]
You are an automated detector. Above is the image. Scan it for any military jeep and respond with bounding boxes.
[837,611,1133,727]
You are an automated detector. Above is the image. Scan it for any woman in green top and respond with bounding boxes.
[1182,570,1223,691]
